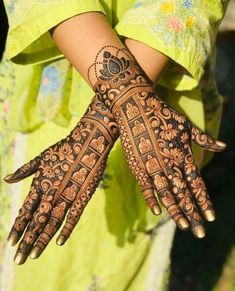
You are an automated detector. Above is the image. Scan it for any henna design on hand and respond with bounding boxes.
[5,95,118,264]
[89,46,226,238]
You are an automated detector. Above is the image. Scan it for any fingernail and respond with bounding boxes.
[194,226,206,239]
[56,235,66,246]
[8,233,18,246]
[215,141,227,148]
[178,218,190,230]
[153,205,162,215]
[204,210,215,222]
[4,174,14,182]
[14,253,24,265]
[30,246,41,259]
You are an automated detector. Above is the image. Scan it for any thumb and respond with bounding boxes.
[191,125,226,152]
[4,155,40,183]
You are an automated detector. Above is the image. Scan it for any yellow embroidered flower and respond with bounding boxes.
[161,2,174,13]
[186,16,195,28]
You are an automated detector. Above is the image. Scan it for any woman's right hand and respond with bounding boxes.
[4,95,118,264]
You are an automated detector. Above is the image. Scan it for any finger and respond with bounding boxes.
[7,176,42,246]
[169,167,206,238]
[57,187,96,246]
[115,115,161,214]
[13,196,54,265]
[152,170,188,230]
[191,125,226,152]
[130,156,162,215]
[30,197,71,259]
[4,156,40,183]
[56,160,107,246]
[184,153,215,223]
[125,154,162,215]
[140,185,162,215]
[29,182,79,259]
[56,184,99,246]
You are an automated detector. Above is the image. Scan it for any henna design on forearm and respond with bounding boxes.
[5,95,118,264]
[89,45,226,237]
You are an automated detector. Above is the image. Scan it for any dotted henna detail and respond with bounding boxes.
[115,110,152,190]
[6,95,118,263]
[91,46,223,233]
[59,159,107,241]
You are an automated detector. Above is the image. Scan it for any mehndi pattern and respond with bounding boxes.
[5,95,118,264]
[90,45,225,237]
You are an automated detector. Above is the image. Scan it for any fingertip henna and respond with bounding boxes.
[193,225,206,239]
[178,218,190,230]
[57,160,109,243]
[90,46,219,239]
[153,205,162,215]
[14,253,25,265]
[56,235,66,246]
[8,95,118,262]
[4,156,40,183]
[30,246,42,259]
[191,125,226,152]
[204,209,216,222]
[4,173,15,183]
[142,188,162,215]
[215,140,227,150]
[7,232,19,247]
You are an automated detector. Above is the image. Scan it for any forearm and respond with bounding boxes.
[51,12,169,85]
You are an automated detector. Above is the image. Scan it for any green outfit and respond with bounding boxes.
[0,0,229,290]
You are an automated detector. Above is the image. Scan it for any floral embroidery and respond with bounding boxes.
[5,0,16,13]
[119,0,224,59]
[5,0,62,27]
[186,16,195,28]
[40,66,60,95]
[36,59,70,121]
[183,0,192,9]
[134,1,144,8]
[167,16,183,33]
[87,275,103,291]
[161,2,174,13]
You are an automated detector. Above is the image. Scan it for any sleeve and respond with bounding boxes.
[115,0,229,91]
[4,0,106,64]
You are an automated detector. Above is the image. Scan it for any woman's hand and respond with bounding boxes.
[48,11,226,238]
[4,95,118,264]
[91,46,226,238]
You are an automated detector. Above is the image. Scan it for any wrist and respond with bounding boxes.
[90,46,156,112]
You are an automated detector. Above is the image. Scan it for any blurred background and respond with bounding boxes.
[169,1,235,290]
[0,1,235,290]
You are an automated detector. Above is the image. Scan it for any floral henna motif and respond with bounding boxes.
[5,95,118,264]
[90,45,226,237]
[56,159,107,245]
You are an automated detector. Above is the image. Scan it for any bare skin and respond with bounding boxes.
[51,12,170,84]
